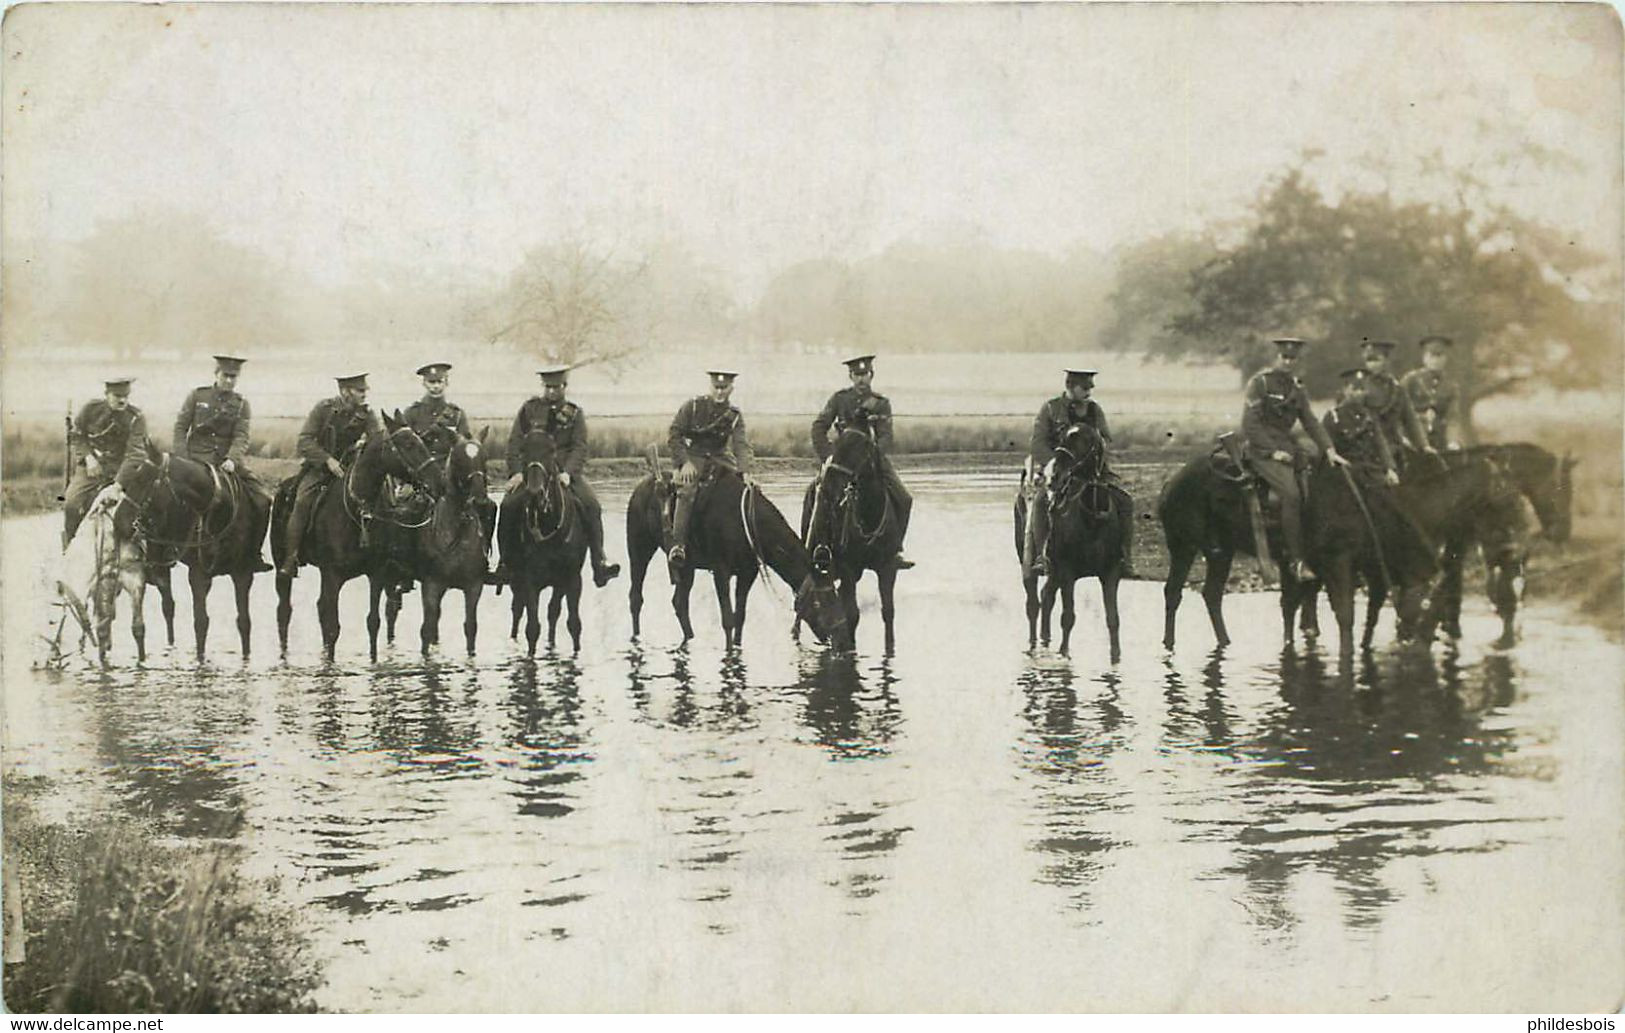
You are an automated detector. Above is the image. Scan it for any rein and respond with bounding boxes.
[343,430,436,530]
[522,461,574,543]
[129,454,242,550]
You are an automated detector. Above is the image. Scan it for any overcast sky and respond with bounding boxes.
[4,3,1619,294]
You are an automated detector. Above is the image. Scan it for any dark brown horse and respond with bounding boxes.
[270,412,445,661]
[117,440,273,658]
[798,428,907,652]
[1157,448,1322,651]
[500,429,589,655]
[1013,424,1130,659]
[409,428,492,655]
[627,464,849,649]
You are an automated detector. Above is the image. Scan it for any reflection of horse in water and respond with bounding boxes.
[626,464,850,649]
[1014,424,1130,658]
[799,428,908,651]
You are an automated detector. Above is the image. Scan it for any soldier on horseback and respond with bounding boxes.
[1024,368,1132,577]
[1240,337,1349,580]
[496,365,620,588]
[669,369,756,568]
[405,361,497,556]
[172,355,273,569]
[63,378,147,547]
[279,373,382,577]
[810,354,913,569]
[1402,335,1463,451]
[1359,339,1437,467]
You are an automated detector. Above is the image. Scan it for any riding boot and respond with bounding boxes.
[586,512,621,587]
[281,491,314,578]
[670,489,695,566]
[1024,485,1051,577]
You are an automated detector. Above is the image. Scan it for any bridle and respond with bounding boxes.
[521,437,574,544]
[808,429,892,563]
[123,452,242,551]
[343,427,439,530]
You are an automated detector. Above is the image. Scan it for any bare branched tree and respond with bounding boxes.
[485,239,656,371]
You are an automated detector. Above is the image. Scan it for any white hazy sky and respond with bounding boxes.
[3,2,1620,293]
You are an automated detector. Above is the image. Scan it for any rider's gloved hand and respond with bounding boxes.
[676,461,699,487]
[1423,445,1439,456]
[1270,450,1292,463]
[1326,447,1350,467]
[1041,457,1058,482]
[558,471,572,488]
[505,473,523,492]
[221,459,236,474]
[1385,469,1401,486]
[84,454,102,477]
[326,457,344,478]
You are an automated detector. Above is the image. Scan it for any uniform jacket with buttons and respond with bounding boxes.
[812,387,894,459]
[1401,369,1461,449]
[404,396,473,456]
[1030,395,1111,466]
[1361,369,1429,453]
[296,396,382,470]
[1241,368,1333,458]
[72,400,147,470]
[173,386,251,465]
[507,397,588,477]
[670,396,753,472]
[1322,402,1396,476]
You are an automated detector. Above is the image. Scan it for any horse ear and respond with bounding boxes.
[145,437,161,461]
[477,425,490,446]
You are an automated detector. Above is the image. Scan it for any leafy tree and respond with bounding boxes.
[483,239,656,370]
[1101,161,1619,430]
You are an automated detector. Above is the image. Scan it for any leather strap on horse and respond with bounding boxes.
[1338,464,1394,596]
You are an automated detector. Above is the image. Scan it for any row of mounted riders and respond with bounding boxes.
[55,346,1574,664]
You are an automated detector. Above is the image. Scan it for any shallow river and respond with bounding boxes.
[4,469,1621,1011]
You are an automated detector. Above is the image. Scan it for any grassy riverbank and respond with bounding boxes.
[2,776,322,1013]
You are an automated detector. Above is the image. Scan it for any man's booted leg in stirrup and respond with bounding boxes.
[567,477,620,587]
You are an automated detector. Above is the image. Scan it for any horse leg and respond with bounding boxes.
[129,580,147,663]
[712,569,736,647]
[524,584,542,657]
[1024,571,1042,647]
[732,567,757,647]
[1439,538,1466,639]
[1489,556,1522,650]
[463,583,483,656]
[1101,572,1122,664]
[317,571,343,660]
[1299,578,1322,641]
[1163,545,1197,650]
[1198,549,1232,649]
[1325,555,1356,658]
[189,566,212,660]
[877,565,898,655]
[366,577,384,662]
[155,566,176,646]
[565,573,583,654]
[1277,563,1300,647]
[1057,578,1077,656]
[420,580,445,655]
[510,589,523,640]
[1362,579,1387,650]
[546,583,564,651]
[672,566,696,642]
[94,578,115,665]
[276,572,294,657]
[385,589,402,644]
[629,536,655,640]
[1039,577,1059,647]
[233,571,253,659]
[839,576,861,648]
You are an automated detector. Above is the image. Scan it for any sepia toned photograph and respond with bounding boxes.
[1,1,1621,1014]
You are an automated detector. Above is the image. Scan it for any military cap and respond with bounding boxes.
[416,362,452,379]
[1064,368,1099,379]
[1339,368,1368,382]
[1270,337,1307,353]
[336,373,369,390]
[104,378,134,396]
[537,364,571,383]
[1360,339,1397,352]
[843,354,877,373]
[1419,334,1454,350]
[213,355,247,373]
[707,369,740,383]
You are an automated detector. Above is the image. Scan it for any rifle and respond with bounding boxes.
[62,402,73,492]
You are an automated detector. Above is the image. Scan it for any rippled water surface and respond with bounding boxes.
[5,469,1621,1011]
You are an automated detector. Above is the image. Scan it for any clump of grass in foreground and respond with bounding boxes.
[3,778,322,1013]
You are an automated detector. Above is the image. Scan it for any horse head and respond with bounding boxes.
[446,426,491,506]
[794,569,852,650]
[1054,423,1106,483]
[518,428,564,496]
[377,410,446,497]
[807,428,885,571]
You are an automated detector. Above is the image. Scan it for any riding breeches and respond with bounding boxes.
[672,457,735,556]
[878,455,913,538]
[284,469,333,566]
[63,470,115,547]
[499,477,609,565]
[1251,457,1304,562]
